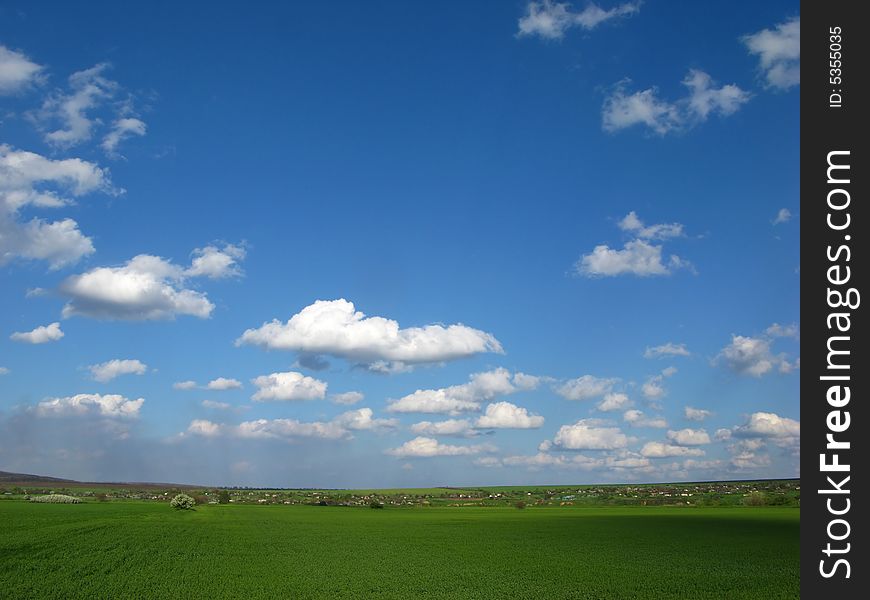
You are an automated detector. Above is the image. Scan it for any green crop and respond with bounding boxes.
[0,502,798,599]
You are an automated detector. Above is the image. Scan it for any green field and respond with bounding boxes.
[1,501,798,599]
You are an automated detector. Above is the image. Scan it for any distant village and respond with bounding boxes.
[2,478,799,508]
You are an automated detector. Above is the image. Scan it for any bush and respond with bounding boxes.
[744,492,767,506]
[29,494,81,504]
[170,493,196,510]
[193,495,209,505]
[218,490,231,504]
[369,500,384,509]
[514,501,526,510]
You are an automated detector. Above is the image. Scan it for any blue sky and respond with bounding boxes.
[0,1,800,487]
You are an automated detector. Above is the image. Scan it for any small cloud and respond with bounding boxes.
[385,436,494,458]
[173,380,198,390]
[331,391,364,405]
[0,44,45,94]
[742,17,800,90]
[206,377,243,391]
[554,375,617,400]
[517,1,640,40]
[684,406,712,422]
[772,208,792,225]
[88,358,147,382]
[10,322,64,344]
[201,399,232,410]
[250,371,327,402]
[644,342,690,359]
[623,409,668,428]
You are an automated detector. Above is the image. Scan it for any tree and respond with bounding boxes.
[170,493,196,510]
[218,490,231,504]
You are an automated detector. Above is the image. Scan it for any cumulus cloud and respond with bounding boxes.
[184,406,396,443]
[772,208,792,225]
[666,428,711,446]
[644,342,689,359]
[173,380,197,390]
[640,366,676,400]
[59,246,245,320]
[206,377,243,391]
[577,212,691,277]
[333,407,398,432]
[742,17,800,90]
[250,371,327,402]
[185,244,246,279]
[640,441,704,458]
[34,393,144,418]
[714,329,796,377]
[733,412,799,439]
[623,409,667,428]
[385,436,494,458]
[330,391,364,405]
[387,368,537,415]
[475,402,544,429]
[237,299,503,371]
[410,419,476,437]
[0,45,44,94]
[602,70,750,135]
[88,359,147,382]
[517,1,640,40]
[551,419,630,450]
[10,322,64,344]
[554,375,616,400]
[1,145,117,269]
[684,406,712,421]
[0,367,9,375]
[596,392,632,412]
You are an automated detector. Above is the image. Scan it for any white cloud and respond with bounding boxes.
[185,244,246,279]
[772,208,792,225]
[237,299,503,371]
[682,69,751,119]
[714,334,788,377]
[101,118,146,157]
[387,368,536,415]
[0,45,44,94]
[173,380,197,390]
[10,322,64,344]
[385,436,493,458]
[331,391,364,405]
[554,374,616,400]
[743,17,800,90]
[640,441,704,458]
[185,407,397,442]
[517,1,640,40]
[602,71,750,135]
[765,322,799,339]
[552,419,630,450]
[250,371,327,402]
[410,419,476,437]
[59,248,243,320]
[0,367,10,375]
[36,64,118,148]
[475,401,544,429]
[596,392,632,411]
[714,428,732,441]
[201,399,232,410]
[666,428,711,446]
[733,412,799,439]
[578,239,686,277]
[623,409,668,428]
[34,393,144,418]
[333,407,398,432]
[1,145,117,269]
[684,406,712,421]
[640,366,676,400]
[618,211,684,240]
[206,377,243,391]
[88,359,147,382]
[644,342,689,358]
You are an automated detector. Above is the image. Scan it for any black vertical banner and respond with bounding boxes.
[802,1,867,596]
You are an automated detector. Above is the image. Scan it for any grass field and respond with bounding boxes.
[0,502,798,599]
